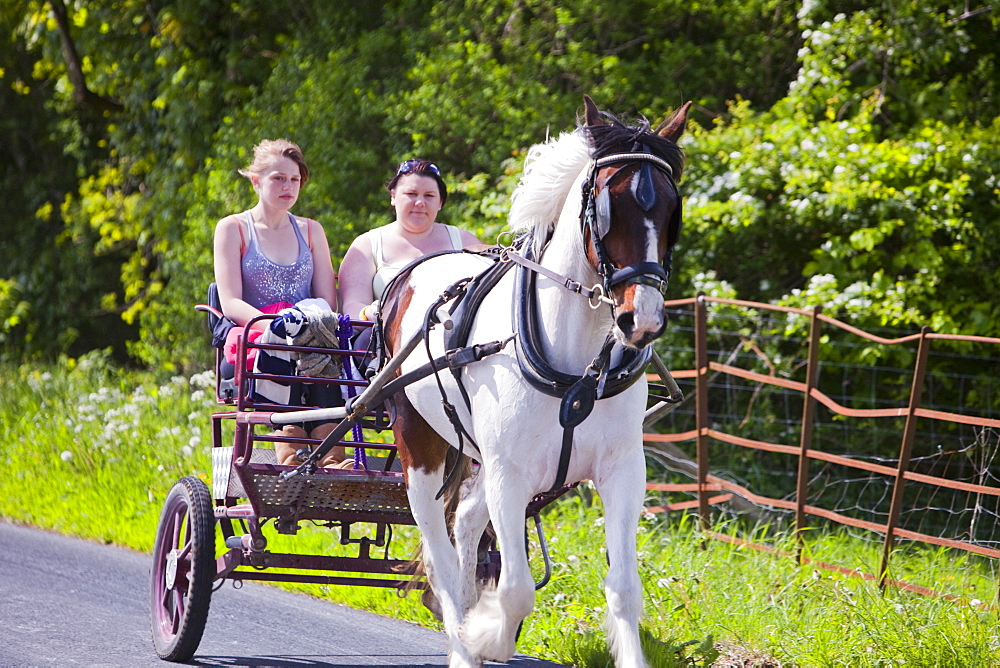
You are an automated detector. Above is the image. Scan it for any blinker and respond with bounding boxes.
[636,161,657,211]
[595,186,611,239]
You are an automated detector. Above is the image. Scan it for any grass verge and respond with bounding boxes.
[1,353,997,666]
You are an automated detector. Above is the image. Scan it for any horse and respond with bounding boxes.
[379,94,689,667]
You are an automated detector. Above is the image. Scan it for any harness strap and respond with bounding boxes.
[514,241,652,398]
[548,336,614,492]
[279,336,511,480]
[502,244,613,307]
[367,248,478,376]
[422,281,481,498]
[551,428,576,494]
[609,261,669,291]
[593,152,674,175]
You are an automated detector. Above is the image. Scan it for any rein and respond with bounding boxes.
[499,244,613,309]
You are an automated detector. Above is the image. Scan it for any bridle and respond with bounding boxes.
[581,151,679,300]
[506,149,682,493]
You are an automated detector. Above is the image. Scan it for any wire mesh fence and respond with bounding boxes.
[644,295,1000,601]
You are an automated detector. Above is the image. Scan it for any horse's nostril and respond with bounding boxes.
[616,311,635,335]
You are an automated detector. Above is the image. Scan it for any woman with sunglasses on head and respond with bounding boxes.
[338,159,481,324]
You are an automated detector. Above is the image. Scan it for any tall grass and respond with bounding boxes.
[2,354,997,666]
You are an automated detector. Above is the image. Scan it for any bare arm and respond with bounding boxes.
[337,232,377,320]
[213,214,266,328]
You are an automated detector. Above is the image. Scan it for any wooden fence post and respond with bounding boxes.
[695,293,711,531]
[878,326,931,590]
[794,305,823,561]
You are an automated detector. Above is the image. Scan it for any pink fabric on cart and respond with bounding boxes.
[223,301,295,369]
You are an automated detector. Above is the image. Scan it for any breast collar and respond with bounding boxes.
[512,235,652,399]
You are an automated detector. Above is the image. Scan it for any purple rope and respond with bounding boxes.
[337,313,367,469]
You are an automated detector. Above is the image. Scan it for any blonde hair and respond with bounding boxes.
[238,138,309,185]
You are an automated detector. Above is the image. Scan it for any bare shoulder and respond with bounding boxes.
[459,228,484,246]
[347,228,377,254]
[216,212,242,228]
[304,216,331,238]
[214,213,244,239]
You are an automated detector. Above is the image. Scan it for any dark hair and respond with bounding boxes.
[386,159,448,205]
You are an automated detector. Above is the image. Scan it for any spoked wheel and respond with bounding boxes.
[149,476,216,662]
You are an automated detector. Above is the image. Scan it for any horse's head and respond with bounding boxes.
[581,95,690,349]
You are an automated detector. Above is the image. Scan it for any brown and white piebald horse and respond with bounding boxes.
[379,95,689,668]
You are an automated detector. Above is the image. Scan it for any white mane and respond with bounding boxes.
[508,129,592,247]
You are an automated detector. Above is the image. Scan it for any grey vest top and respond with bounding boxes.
[240,211,313,308]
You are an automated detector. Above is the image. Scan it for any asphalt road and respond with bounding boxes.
[0,521,562,667]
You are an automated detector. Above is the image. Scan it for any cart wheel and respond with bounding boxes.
[149,476,216,662]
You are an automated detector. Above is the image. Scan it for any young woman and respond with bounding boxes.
[213,138,349,467]
[214,138,336,326]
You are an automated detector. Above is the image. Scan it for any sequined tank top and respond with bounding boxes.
[240,211,313,308]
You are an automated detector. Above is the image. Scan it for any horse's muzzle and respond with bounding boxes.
[615,286,667,349]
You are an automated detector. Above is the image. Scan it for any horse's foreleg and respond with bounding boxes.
[452,465,490,614]
[392,383,483,667]
[595,451,649,668]
[406,466,481,668]
[460,472,535,663]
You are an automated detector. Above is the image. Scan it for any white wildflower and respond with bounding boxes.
[189,370,215,389]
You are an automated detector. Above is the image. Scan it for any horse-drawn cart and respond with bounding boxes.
[149,310,437,662]
[148,305,594,663]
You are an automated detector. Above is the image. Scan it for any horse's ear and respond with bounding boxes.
[655,101,692,142]
[583,94,604,127]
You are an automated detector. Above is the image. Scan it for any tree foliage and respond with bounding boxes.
[679,2,1000,342]
[1,0,997,370]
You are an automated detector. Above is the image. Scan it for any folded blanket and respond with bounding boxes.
[251,298,353,405]
[251,299,316,404]
[291,300,344,379]
[249,300,367,467]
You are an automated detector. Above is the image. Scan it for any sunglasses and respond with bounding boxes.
[397,159,441,177]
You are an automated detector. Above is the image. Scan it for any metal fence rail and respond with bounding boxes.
[644,293,1000,603]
